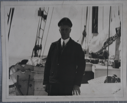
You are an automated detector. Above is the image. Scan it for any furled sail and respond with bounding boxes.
[89,15,121,53]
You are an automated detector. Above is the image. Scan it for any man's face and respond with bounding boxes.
[59,25,71,40]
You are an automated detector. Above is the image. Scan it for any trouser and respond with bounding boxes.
[47,83,73,96]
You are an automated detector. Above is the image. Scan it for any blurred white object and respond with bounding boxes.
[27,57,42,66]
[88,76,121,95]
[89,16,121,53]
[9,66,17,84]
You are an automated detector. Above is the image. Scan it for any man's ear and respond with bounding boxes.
[59,28,61,33]
[69,28,71,33]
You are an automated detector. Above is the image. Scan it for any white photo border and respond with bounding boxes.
[1,0,127,102]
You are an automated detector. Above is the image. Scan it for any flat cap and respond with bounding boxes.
[58,17,72,27]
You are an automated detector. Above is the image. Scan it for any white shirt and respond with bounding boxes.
[61,38,70,47]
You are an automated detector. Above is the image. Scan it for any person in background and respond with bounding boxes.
[43,17,85,96]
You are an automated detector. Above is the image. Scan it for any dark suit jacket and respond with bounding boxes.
[43,38,85,86]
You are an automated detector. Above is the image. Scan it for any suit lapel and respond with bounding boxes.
[54,39,61,59]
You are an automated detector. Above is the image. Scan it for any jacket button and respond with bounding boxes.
[57,64,59,66]
[52,72,53,74]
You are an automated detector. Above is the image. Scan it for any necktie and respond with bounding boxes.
[61,41,65,53]
[62,41,65,48]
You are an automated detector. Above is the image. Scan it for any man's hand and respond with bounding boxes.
[72,85,81,95]
[43,84,49,93]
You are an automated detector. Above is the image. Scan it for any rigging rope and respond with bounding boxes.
[81,6,88,46]
[85,6,88,51]
[31,13,42,57]
[8,8,15,40]
[39,7,50,57]
[7,9,11,24]
[32,7,49,57]
[107,6,111,81]
[42,7,54,57]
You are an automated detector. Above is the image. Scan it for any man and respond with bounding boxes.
[43,17,85,96]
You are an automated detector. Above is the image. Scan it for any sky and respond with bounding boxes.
[6,5,121,59]
[7,6,84,58]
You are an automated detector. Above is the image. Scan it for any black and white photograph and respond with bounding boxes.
[1,1,127,102]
